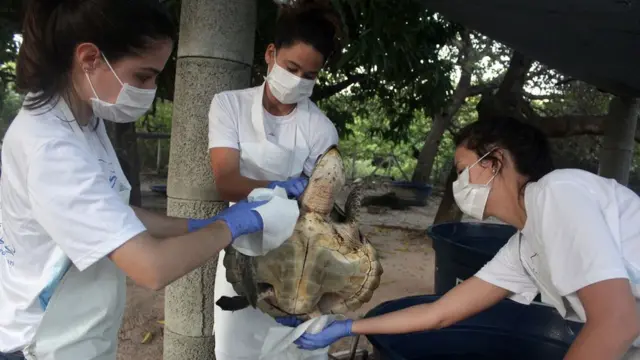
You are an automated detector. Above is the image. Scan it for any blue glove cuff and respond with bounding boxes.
[345,319,354,336]
[266,181,278,189]
[187,217,216,233]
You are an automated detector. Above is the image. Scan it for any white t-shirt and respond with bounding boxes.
[207,85,339,176]
[0,98,146,352]
[476,169,640,332]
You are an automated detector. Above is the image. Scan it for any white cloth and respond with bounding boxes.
[231,186,299,257]
[209,82,338,360]
[0,95,146,357]
[475,168,640,346]
[208,83,339,178]
[260,315,345,360]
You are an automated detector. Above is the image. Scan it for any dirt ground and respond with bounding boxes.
[117,175,444,359]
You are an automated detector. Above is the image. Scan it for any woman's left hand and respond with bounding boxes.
[276,317,354,350]
[268,177,308,199]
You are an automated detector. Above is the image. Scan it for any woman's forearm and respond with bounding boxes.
[352,276,510,335]
[352,303,444,334]
[132,206,188,238]
[567,278,640,359]
[217,176,271,202]
[564,321,639,360]
[109,220,232,290]
[148,221,232,289]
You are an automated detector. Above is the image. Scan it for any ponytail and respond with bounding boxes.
[16,0,69,110]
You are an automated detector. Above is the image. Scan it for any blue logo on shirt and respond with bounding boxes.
[0,226,15,268]
[98,159,118,189]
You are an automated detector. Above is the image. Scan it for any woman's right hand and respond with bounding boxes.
[187,199,268,240]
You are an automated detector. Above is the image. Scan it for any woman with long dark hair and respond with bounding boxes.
[0,1,270,359]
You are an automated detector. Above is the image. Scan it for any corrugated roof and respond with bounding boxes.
[422,0,640,96]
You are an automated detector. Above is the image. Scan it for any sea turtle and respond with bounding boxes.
[215,145,383,319]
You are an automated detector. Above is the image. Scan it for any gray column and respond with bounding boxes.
[163,0,256,359]
[598,96,639,186]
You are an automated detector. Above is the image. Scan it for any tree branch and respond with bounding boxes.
[467,82,499,97]
[528,114,607,138]
[311,74,366,102]
[523,92,565,101]
[554,77,578,88]
[521,101,640,142]
[496,51,534,99]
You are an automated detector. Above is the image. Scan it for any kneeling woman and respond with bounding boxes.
[281,116,640,360]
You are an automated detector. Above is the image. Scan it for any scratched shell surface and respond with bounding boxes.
[223,146,384,318]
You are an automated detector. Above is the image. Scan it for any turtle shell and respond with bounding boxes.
[219,145,383,318]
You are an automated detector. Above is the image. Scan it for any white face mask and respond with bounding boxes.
[265,50,316,104]
[85,54,156,123]
[452,150,497,220]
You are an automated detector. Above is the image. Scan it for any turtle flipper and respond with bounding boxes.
[220,246,259,309]
[215,295,250,311]
[334,182,364,247]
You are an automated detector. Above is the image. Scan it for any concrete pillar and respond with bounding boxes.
[163,0,256,359]
[598,96,640,186]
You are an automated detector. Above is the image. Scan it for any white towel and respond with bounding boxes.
[231,186,300,257]
[259,315,346,360]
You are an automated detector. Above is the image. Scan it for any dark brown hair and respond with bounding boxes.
[454,116,555,188]
[16,0,177,111]
[275,0,343,63]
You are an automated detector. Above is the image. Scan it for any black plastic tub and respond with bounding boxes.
[427,222,517,294]
[389,181,433,206]
[365,294,583,360]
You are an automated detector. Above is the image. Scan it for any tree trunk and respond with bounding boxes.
[598,96,640,185]
[433,166,464,224]
[411,30,474,184]
[411,114,452,184]
[105,122,142,207]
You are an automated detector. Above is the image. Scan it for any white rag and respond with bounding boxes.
[259,315,346,360]
[231,186,300,257]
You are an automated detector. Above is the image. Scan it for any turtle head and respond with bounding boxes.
[299,145,345,216]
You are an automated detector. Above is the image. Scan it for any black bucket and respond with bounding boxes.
[389,181,433,206]
[365,294,583,360]
[427,222,517,294]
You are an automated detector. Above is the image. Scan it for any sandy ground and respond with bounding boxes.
[117,175,445,359]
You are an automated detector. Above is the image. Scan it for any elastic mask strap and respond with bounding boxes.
[470,148,495,168]
[271,49,280,74]
[85,71,100,100]
[469,148,498,185]
[101,53,124,86]
[485,172,497,185]
[84,53,124,101]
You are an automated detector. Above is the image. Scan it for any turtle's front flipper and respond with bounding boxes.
[215,295,250,311]
[215,287,276,312]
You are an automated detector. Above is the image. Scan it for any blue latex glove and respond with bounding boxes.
[267,177,308,199]
[275,316,304,327]
[279,317,354,351]
[187,199,268,240]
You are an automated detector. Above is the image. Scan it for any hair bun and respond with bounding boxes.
[277,0,333,16]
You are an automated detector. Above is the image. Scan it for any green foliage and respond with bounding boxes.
[0,87,22,137]
[314,92,482,184]
[135,100,173,173]
[323,0,459,139]
[0,63,23,136]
